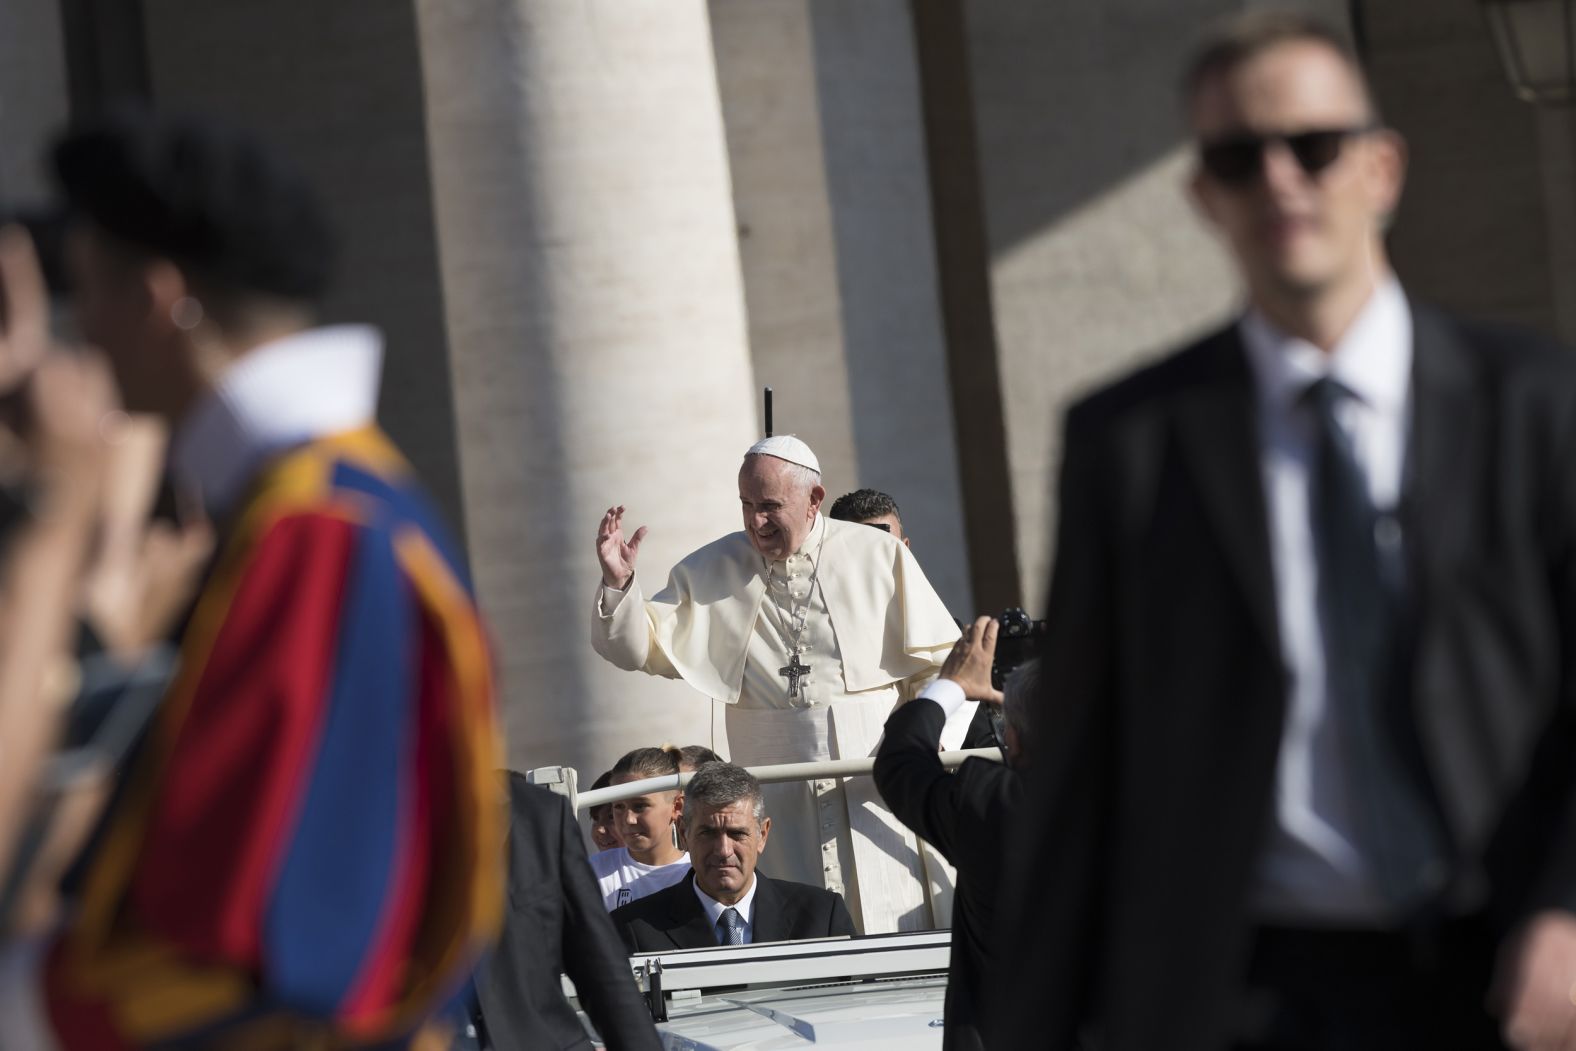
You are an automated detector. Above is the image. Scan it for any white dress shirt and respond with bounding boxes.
[169,324,384,517]
[1242,278,1413,924]
[693,874,760,944]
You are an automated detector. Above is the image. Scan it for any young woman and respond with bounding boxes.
[589,746,690,910]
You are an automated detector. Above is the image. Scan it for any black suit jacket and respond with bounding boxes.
[612,870,855,952]
[874,695,1019,1051]
[992,306,1576,1051]
[475,776,660,1051]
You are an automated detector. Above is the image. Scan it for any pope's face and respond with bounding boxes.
[1188,40,1404,302]
[689,799,770,905]
[739,456,825,561]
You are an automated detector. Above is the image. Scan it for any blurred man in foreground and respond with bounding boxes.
[996,12,1576,1050]
[36,109,502,1049]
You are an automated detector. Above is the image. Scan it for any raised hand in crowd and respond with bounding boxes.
[80,422,213,658]
[937,615,1005,705]
[1493,909,1576,1051]
[0,226,114,883]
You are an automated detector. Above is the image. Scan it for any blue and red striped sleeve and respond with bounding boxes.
[125,508,438,1024]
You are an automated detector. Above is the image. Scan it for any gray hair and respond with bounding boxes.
[682,761,767,828]
[1002,659,1042,750]
[742,452,822,495]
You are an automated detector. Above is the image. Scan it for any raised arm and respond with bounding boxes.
[597,505,647,590]
[875,618,1002,863]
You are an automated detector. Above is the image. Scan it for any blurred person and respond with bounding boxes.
[873,620,1025,1051]
[76,418,213,660]
[34,108,502,1050]
[611,763,854,951]
[593,437,970,932]
[591,747,689,911]
[828,487,909,548]
[994,12,1576,1051]
[0,227,113,889]
[472,775,660,1051]
[586,770,623,854]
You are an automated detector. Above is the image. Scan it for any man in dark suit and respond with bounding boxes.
[874,616,1027,1051]
[474,774,660,1051]
[612,762,855,951]
[994,12,1576,1051]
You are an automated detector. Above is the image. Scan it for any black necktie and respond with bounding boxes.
[1305,377,1446,911]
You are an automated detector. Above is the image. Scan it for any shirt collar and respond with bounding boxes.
[170,324,383,517]
[693,871,759,931]
[768,512,826,567]
[1240,278,1412,414]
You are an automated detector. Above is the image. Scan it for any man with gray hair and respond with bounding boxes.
[610,763,856,951]
[592,435,969,933]
[874,617,1027,1051]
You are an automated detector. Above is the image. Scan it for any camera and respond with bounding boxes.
[991,607,1046,690]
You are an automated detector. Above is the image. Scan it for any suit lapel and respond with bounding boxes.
[1400,304,1485,839]
[1173,328,1281,656]
[1402,305,1480,610]
[748,874,788,944]
[665,872,720,950]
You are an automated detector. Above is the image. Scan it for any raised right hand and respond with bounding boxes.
[596,505,647,589]
[940,616,1006,704]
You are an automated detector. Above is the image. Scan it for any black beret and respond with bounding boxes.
[51,107,335,302]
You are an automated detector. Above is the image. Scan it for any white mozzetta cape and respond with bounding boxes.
[591,516,958,702]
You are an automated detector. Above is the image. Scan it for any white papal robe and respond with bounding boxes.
[591,513,974,933]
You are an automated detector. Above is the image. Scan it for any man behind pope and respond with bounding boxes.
[592,436,970,932]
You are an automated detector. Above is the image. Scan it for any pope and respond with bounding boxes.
[592,435,970,933]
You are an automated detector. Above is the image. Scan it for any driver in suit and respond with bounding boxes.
[611,763,855,951]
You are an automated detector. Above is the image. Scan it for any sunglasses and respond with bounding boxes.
[1199,126,1375,186]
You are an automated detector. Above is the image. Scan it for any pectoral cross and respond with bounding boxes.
[779,653,811,705]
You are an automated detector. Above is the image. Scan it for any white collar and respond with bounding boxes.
[1240,278,1411,414]
[170,324,383,516]
[784,513,826,563]
[693,871,759,930]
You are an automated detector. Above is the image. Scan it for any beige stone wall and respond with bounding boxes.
[1362,0,1567,338]
[966,1,1246,613]
[964,0,1358,612]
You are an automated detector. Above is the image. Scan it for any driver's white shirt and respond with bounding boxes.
[693,874,760,944]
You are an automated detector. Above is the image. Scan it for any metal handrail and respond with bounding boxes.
[529,747,1004,814]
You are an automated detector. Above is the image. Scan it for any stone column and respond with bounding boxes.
[415,1,759,776]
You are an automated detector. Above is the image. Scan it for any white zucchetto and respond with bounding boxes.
[745,435,821,475]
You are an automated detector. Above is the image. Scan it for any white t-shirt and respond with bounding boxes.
[590,847,691,911]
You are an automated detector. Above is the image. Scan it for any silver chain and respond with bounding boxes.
[763,528,827,700]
